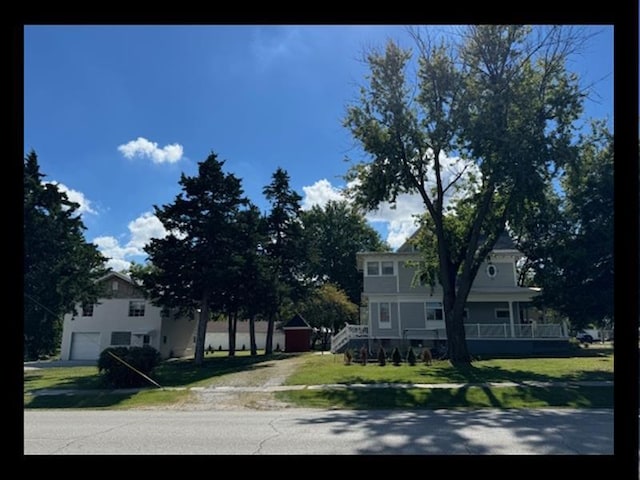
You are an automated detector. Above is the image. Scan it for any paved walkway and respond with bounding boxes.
[26,380,613,396]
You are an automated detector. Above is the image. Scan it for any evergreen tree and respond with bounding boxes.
[23,150,107,359]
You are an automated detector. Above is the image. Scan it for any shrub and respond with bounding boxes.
[407,347,416,366]
[344,349,353,365]
[391,347,402,366]
[422,348,433,366]
[360,345,368,365]
[377,346,386,366]
[98,346,161,388]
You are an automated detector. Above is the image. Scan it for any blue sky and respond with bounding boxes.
[24,25,613,271]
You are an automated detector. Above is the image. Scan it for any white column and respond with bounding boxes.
[508,301,515,338]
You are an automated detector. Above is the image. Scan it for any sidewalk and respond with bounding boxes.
[26,380,614,396]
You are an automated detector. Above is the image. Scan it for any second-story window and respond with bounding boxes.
[81,303,94,317]
[381,261,394,275]
[367,261,394,276]
[129,300,145,317]
[367,262,379,276]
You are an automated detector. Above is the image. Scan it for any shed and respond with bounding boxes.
[283,313,312,352]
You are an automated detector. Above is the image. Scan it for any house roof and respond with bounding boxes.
[96,270,136,285]
[397,229,518,253]
[283,313,311,329]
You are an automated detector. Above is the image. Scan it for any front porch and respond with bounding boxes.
[330,322,568,354]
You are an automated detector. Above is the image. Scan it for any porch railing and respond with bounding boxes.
[330,324,368,353]
[331,323,565,352]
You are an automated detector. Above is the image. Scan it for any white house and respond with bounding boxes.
[60,271,197,361]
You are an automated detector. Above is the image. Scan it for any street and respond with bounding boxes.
[24,408,613,455]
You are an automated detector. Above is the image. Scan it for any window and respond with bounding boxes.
[367,261,394,276]
[81,303,94,317]
[495,309,510,320]
[142,335,150,345]
[486,264,498,278]
[367,262,379,276]
[379,302,391,328]
[129,300,145,317]
[425,302,444,321]
[381,261,394,275]
[112,281,119,291]
[111,331,131,346]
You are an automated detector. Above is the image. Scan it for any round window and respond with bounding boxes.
[486,264,497,278]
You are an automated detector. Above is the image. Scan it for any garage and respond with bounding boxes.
[70,332,100,360]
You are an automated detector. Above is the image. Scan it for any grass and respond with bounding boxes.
[284,348,613,386]
[23,346,613,410]
[277,385,613,409]
[23,350,287,409]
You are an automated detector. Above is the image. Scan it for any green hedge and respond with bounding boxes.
[98,346,161,388]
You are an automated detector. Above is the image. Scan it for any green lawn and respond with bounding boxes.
[24,346,613,410]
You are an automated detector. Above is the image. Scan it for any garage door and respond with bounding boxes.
[70,332,100,360]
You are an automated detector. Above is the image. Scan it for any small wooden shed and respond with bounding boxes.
[283,313,312,352]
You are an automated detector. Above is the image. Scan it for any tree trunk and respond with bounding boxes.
[194,293,210,366]
[228,311,236,357]
[265,313,274,355]
[249,314,257,355]
[442,286,472,366]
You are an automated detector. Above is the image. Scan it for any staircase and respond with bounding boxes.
[331,324,369,353]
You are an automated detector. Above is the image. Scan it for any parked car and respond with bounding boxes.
[576,331,594,343]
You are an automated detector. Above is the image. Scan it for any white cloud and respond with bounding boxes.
[300,179,423,250]
[365,193,425,250]
[94,212,168,271]
[127,212,168,250]
[118,137,184,164]
[301,179,344,210]
[300,152,479,250]
[44,182,97,216]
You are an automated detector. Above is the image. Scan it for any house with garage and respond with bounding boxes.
[331,233,570,356]
[60,271,197,361]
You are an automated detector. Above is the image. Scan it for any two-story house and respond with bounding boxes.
[331,234,569,356]
[59,271,197,361]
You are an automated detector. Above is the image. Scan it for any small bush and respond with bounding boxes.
[98,346,161,388]
[422,348,433,365]
[344,349,353,365]
[377,346,386,366]
[360,345,368,365]
[407,347,416,366]
[391,347,402,366]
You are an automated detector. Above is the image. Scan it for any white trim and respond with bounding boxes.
[508,301,515,337]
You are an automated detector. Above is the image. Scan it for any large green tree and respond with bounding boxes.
[23,150,107,360]
[136,153,252,366]
[295,283,359,350]
[344,26,587,365]
[301,200,389,304]
[513,121,613,330]
[262,168,307,354]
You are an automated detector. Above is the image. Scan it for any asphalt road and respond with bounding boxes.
[24,408,613,455]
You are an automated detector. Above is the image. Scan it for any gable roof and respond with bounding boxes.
[396,229,518,253]
[96,271,135,285]
[283,313,311,329]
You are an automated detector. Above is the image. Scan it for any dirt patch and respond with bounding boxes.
[154,353,310,411]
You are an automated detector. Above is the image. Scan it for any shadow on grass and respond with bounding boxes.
[416,362,612,384]
[152,352,294,387]
[25,391,139,409]
[277,385,613,410]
